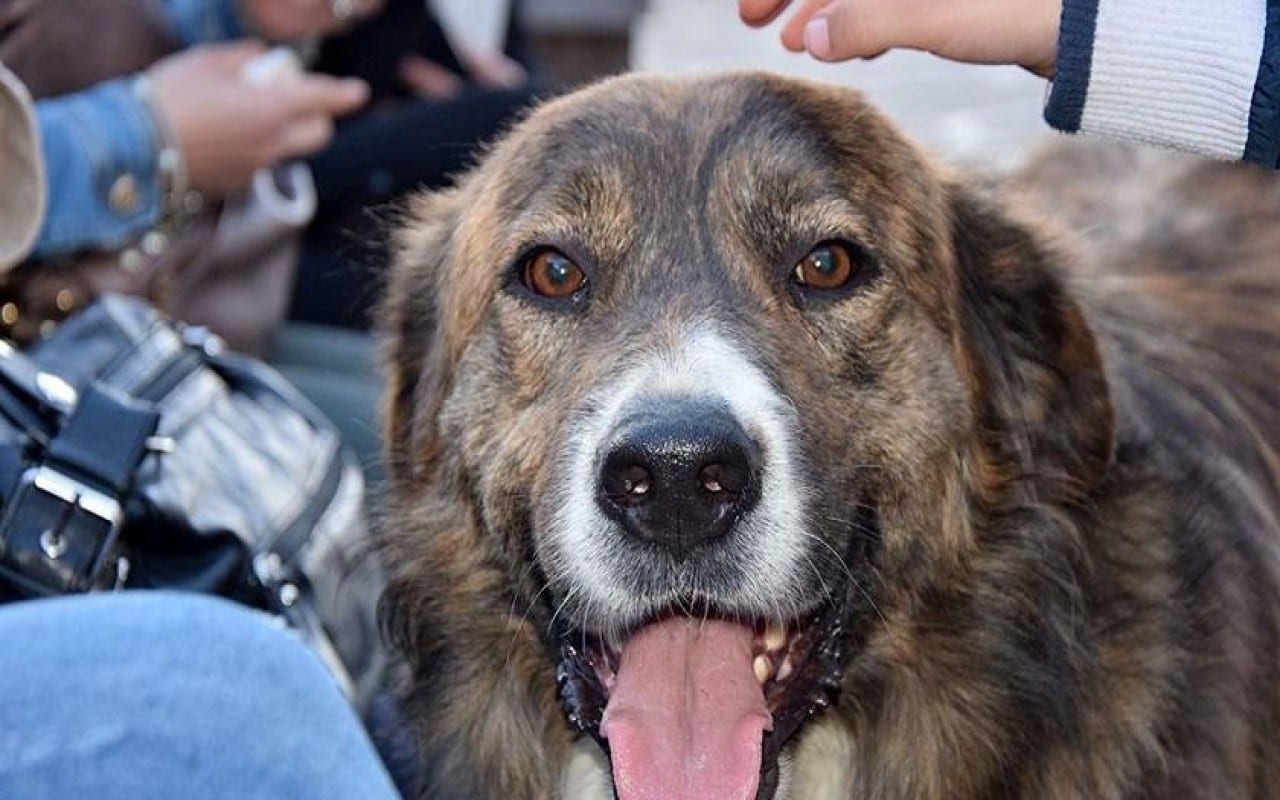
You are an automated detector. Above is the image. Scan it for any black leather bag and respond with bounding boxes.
[0,295,386,710]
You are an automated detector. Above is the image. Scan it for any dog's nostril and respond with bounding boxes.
[699,459,750,496]
[602,461,654,506]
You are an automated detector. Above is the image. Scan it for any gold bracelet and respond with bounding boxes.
[132,75,204,234]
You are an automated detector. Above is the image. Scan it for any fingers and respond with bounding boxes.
[461,52,528,90]
[277,115,335,159]
[281,74,370,116]
[757,0,1062,72]
[780,0,1020,63]
[775,0,832,52]
[399,55,463,100]
[738,0,793,27]
[808,0,954,61]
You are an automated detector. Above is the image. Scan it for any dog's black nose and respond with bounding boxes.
[597,402,762,558]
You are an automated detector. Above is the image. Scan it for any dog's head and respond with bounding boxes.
[382,73,1113,799]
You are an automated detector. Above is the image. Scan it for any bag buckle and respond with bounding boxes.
[0,465,123,595]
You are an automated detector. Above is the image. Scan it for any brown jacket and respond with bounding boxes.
[0,62,43,270]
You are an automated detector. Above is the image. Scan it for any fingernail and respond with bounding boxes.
[804,16,832,60]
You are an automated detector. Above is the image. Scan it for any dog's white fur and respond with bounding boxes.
[544,325,814,634]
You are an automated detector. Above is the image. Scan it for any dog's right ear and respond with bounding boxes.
[380,189,461,486]
[946,184,1115,504]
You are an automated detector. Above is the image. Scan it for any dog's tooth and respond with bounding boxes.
[777,657,794,682]
[764,622,787,652]
[753,654,772,684]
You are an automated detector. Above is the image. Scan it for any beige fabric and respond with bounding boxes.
[0,62,44,271]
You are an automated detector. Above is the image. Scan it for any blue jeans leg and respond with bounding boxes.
[0,592,401,800]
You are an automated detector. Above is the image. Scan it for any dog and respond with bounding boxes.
[377,72,1280,800]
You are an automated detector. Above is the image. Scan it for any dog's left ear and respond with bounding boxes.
[947,184,1114,502]
[380,189,461,486]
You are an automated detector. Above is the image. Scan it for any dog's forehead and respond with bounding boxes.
[492,74,897,220]
[435,73,944,336]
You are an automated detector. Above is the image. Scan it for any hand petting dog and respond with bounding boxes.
[738,0,1062,77]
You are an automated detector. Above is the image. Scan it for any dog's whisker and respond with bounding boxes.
[502,578,557,673]
[506,555,545,621]
[799,550,834,607]
[546,586,579,639]
[800,529,897,642]
[821,514,883,545]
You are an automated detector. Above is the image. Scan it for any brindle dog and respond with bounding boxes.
[378,73,1280,800]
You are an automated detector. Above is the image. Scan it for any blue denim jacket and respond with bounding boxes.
[31,0,244,258]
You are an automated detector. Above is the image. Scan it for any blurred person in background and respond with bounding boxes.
[15,0,377,261]
[291,0,537,331]
[3,0,538,487]
[276,0,540,486]
[0,16,411,798]
[0,0,382,475]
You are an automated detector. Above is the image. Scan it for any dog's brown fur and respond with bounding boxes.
[378,72,1280,799]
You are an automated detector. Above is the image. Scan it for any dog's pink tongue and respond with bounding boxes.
[601,617,771,800]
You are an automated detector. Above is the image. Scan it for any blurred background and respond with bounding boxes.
[278,0,1058,478]
[4,0,1058,487]
[515,0,1050,167]
[291,0,1055,338]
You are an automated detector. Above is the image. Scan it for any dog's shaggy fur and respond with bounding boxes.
[378,73,1280,799]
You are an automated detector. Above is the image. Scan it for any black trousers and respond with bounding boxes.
[290,87,539,329]
[289,0,539,329]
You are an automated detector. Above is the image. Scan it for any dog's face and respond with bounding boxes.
[384,73,1112,800]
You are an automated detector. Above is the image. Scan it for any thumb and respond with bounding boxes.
[801,0,946,62]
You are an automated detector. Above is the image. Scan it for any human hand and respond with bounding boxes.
[148,43,370,198]
[239,0,386,40]
[738,0,1062,78]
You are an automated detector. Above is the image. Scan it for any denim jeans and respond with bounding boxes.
[0,592,400,800]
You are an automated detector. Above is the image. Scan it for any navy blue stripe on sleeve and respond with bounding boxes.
[1244,0,1280,167]
[1044,0,1102,134]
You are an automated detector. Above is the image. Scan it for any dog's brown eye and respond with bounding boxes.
[794,243,855,290]
[523,250,586,299]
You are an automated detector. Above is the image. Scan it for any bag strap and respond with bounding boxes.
[0,352,158,595]
[46,383,158,494]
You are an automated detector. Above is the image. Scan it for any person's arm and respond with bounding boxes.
[32,43,371,260]
[33,80,164,257]
[741,0,1280,168]
[1045,0,1280,167]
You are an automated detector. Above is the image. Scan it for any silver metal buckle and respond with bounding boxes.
[0,465,125,594]
[25,466,123,529]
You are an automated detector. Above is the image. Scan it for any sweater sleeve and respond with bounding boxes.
[1045,0,1280,168]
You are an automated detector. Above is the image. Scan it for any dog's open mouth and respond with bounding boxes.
[556,583,858,800]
